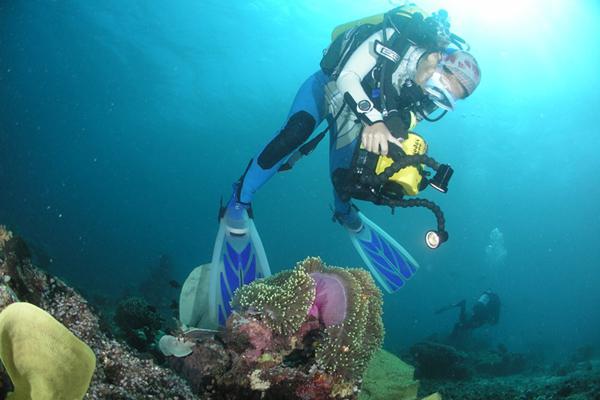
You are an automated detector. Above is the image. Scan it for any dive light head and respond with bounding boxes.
[429,164,453,193]
[425,230,448,249]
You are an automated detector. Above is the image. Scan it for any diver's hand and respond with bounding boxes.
[361,122,404,156]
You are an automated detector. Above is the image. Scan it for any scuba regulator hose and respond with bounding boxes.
[358,153,453,249]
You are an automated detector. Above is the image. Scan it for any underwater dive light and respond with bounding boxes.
[425,230,448,249]
[429,164,454,193]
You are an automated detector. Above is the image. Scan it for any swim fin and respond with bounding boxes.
[208,202,271,326]
[347,211,419,293]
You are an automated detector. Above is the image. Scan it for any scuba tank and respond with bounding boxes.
[321,3,466,79]
[329,3,427,42]
[320,3,437,79]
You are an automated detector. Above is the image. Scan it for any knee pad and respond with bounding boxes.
[257,111,316,169]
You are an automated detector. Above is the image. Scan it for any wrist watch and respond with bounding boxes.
[357,99,373,114]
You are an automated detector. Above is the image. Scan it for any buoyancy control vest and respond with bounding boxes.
[321,4,468,131]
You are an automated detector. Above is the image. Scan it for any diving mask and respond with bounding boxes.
[423,69,457,111]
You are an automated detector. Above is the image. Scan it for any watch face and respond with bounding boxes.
[358,100,372,112]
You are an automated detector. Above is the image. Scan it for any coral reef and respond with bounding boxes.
[0,229,388,400]
[169,257,384,399]
[472,346,529,377]
[0,226,12,248]
[0,226,198,399]
[1,234,44,305]
[407,337,600,399]
[419,360,600,400]
[113,296,163,352]
[407,340,532,381]
[408,341,471,380]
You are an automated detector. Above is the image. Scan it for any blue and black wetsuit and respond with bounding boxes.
[232,27,426,227]
[232,69,364,228]
[235,70,330,204]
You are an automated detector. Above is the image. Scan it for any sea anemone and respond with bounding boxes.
[233,257,384,380]
[232,266,316,335]
[303,258,384,380]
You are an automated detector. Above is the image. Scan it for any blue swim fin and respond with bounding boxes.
[347,211,420,293]
[208,202,271,326]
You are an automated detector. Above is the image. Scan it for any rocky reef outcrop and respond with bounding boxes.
[406,337,600,400]
[0,225,197,399]
[168,257,385,399]
[0,225,446,400]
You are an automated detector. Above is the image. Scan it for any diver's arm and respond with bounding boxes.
[336,28,396,124]
[336,28,403,155]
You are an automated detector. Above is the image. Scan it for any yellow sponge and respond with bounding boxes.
[0,302,96,400]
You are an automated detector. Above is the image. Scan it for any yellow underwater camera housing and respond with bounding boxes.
[331,129,454,249]
[374,132,427,196]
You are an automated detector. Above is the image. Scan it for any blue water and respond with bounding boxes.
[1,0,599,360]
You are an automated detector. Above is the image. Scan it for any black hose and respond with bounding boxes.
[356,152,449,243]
[386,197,447,238]
[359,153,441,187]
[421,109,447,122]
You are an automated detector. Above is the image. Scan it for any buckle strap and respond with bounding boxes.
[374,40,401,63]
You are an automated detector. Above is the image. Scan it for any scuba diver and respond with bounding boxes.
[436,291,501,341]
[208,4,481,325]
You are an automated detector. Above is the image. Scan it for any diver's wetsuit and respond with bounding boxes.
[233,67,362,227]
[453,291,501,333]
[233,27,427,227]
[236,70,330,205]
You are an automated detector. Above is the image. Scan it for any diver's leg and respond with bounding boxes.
[210,71,329,326]
[332,190,362,231]
[235,70,329,204]
[329,120,363,230]
[328,134,419,293]
[224,69,329,235]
